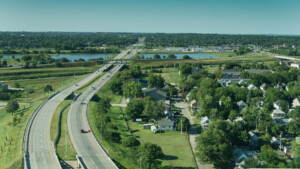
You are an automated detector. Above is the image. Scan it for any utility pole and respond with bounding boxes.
[181,119,183,135]
[100,121,102,144]
[65,126,67,157]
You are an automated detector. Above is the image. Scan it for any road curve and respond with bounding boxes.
[68,46,141,168]
[24,48,132,169]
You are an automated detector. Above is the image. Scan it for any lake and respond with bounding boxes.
[1,55,24,59]
[1,54,111,61]
[51,54,111,61]
[140,53,219,59]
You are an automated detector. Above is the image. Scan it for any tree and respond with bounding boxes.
[259,145,281,167]
[148,75,165,88]
[126,98,144,120]
[139,143,164,169]
[122,136,140,147]
[213,69,223,79]
[109,79,123,95]
[179,64,192,76]
[182,55,191,59]
[44,85,53,93]
[96,97,111,115]
[123,81,143,98]
[142,99,164,121]
[6,99,19,115]
[176,116,191,131]
[241,158,264,168]
[167,54,176,59]
[195,120,233,169]
[153,54,161,59]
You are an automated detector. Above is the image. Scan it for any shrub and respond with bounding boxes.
[122,136,140,147]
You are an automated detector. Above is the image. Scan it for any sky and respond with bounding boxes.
[0,0,300,34]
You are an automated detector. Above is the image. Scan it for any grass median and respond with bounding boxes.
[50,100,76,161]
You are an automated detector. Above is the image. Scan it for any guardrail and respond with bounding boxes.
[22,92,60,169]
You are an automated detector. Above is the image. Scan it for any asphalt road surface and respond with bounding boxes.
[24,44,139,169]
[68,46,141,169]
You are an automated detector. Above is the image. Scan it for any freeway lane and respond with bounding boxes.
[68,46,142,168]
[25,47,133,169]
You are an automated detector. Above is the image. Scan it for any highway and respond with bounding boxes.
[67,45,141,168]
[23,45,136,169]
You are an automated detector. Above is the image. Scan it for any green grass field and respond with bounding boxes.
[128,121,197,168]
[0,101,43,169]
[0,66,98,80]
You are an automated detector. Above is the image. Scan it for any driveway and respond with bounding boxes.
[175,95,214,169]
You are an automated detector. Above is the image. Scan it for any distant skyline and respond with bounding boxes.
[1,0,300,35]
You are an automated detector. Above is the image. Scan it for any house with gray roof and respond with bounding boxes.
[223,69,241,79]
[260,83,268,91]
[271,109,286,118]
[247,84,257,90]
[158,118,174,131]
[143,88,168,102]
[237,100,248,111]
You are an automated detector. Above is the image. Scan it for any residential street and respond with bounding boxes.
[175,95,214,169]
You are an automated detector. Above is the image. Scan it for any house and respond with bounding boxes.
[284,146,295,159]
[151,125,157,133]
[190,99,199,109]
[271,109,286,118]
[192,67,201,74]
[247,84,257,90]
[233,147,258,168]
[237,100,248,111]
[136,119,142,124]
[274,83,284,91]
[164,110,174,119]
[143,123,154,129]
[186,92,191,101]
[233,117,246,123]
[290,63,300,69]
[126,98,132,103]
[260,83,268,91]
[273,101,281,110]
[218,79,249,87]
[223,69,241,79]
[249,131,259,148]
[158,118,174,131]
[0,81,8,91]
[245,69,273,74]
[238,79,248,85]
[200,116,210,129]
[143,88,168,102]
[271,137,280,145]
[273,118,292,126]
[292,98,300,108]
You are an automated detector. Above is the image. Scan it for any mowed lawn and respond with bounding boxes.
[129,121,197,169]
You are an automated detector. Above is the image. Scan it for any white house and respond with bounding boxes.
[260,83,268,91]
[233,117,245,123]
[200,116,210,129]
[186,92,191,101]
[290,63,300,68]
[248,84,257,90]
[273,101,281,110]
[271,109,286,118]
[292,98,300,108]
